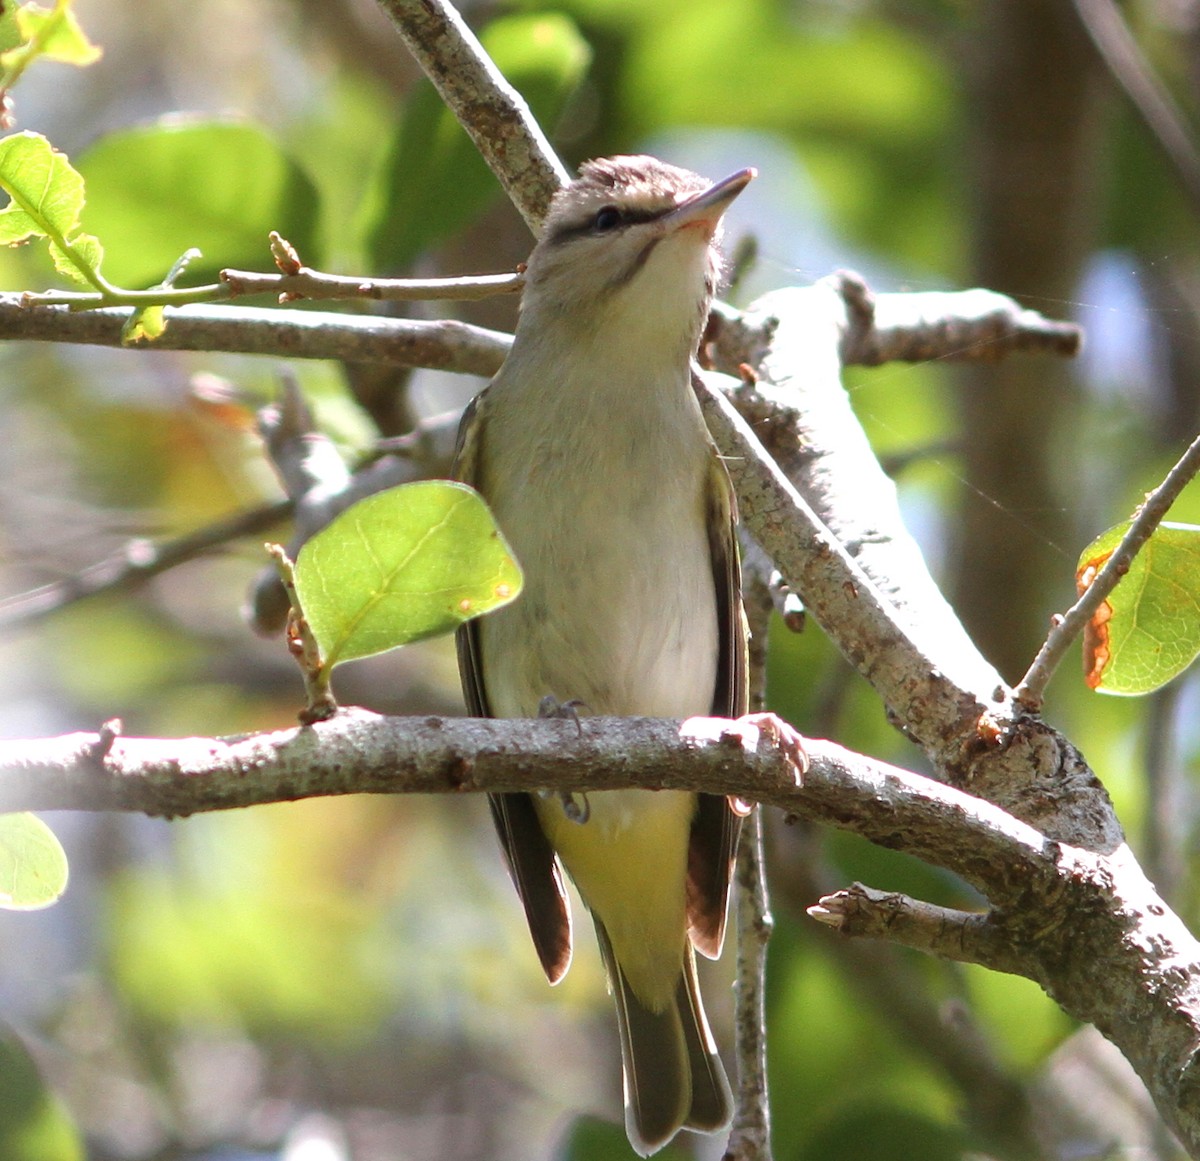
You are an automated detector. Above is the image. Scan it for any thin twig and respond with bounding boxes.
[1015,429,1200,708]
[729,810,775,1161]
[225,267,524,303]
[1071,0,1200,215]
[0,500,292,631]
[726,571,776,1160]
[23,268,526,309]
[808,884,1023,973]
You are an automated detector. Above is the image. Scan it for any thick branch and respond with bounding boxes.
[5,709,1200,1151]
[833,274,1083,363]
[695,370,1007,769]
[704,280,1123,855]
[0,715,1054,890]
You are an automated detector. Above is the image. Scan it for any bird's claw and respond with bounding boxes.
[537,695,590,823]
[723,712,808,786]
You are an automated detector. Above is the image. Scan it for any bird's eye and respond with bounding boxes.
[592,205,623,232]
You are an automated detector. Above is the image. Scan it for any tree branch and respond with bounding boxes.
[702,279,1122,856]
[807,884,1032,976]
[0,500,292,631]
[0,296,513,376]
[0,713,1136,916]
[374,0,569,230]
[4,708,1200,1156]
[726,573,777,1161]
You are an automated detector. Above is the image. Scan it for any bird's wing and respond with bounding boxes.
[686,452,748,960]
[453,388,573,984]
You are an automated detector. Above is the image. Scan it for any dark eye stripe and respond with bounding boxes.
[545,206,664,246]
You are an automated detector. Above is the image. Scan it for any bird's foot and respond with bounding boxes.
[727,712,808,784]
[537,694,587,733]
[537,695,590,824]
[680,711,807,815]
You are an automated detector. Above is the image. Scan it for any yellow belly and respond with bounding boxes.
[535,787,695,1012]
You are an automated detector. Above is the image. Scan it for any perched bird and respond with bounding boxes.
[454,155,753,1155]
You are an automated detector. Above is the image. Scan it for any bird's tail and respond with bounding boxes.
[595,920,732,1156]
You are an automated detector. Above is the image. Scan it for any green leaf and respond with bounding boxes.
[364,12,589,271]
[1077,521,1200,695]
[0,813,68,910]
[294,481,522,668]
[0,130,86,242]
[0,1026,83,1161]
[0,204,40,243]
[0,6,22,55]
[11,1,101,66]
[75,116,322,288]
[48,230,101,285]
[121,303,166,343]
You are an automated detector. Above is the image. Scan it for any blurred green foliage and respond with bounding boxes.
[364,12,591,270]
[0,0,1197,1159]
[76,118,323,289]
[0,1029,82,1161]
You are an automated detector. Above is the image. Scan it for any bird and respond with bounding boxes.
[453,154,753,1155]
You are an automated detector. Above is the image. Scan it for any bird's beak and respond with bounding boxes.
[663,167,756,237]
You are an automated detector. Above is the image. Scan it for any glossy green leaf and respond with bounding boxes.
[0,813,68,910]
[365,12,589,271]
[0,1027,83,1161]
[1077,521,1200,695]
[294,481,522,668]
[0,131,86,245]
[76,117,322,287]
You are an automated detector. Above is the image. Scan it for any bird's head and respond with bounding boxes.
[519,156,754,354]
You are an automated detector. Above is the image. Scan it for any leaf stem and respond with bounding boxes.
[266,543,339,724]
[1014,428,1200,708]
[21,267,525,310]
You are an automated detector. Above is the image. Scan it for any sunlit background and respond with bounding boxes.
[2,0,1199,1158]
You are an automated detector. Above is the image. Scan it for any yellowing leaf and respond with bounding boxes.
[1077,521,1200,695]
[121,303,166,343]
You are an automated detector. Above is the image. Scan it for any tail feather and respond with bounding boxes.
[677,944,733,1133]
[594,920,731,1155]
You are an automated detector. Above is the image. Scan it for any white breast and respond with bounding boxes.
[477,348,720,720]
